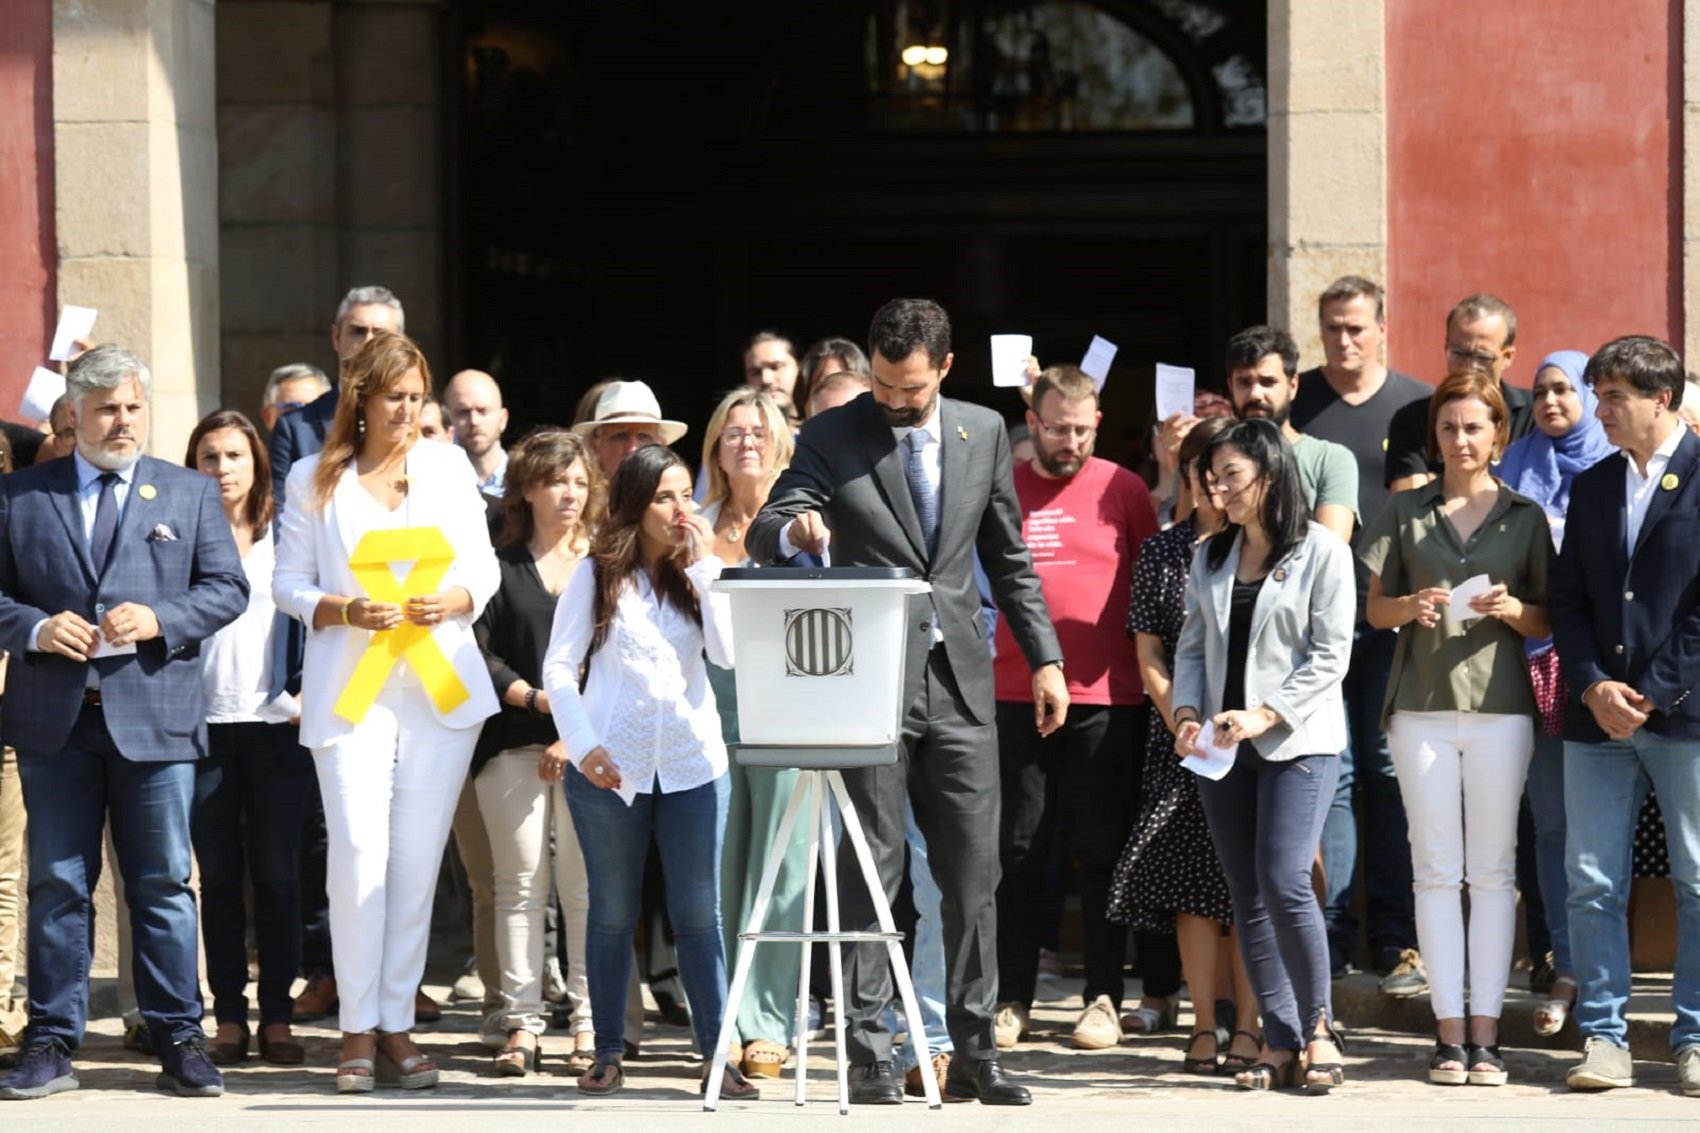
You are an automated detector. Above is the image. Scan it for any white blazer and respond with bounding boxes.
[273,440,501,749]
[1171,522,1353,762]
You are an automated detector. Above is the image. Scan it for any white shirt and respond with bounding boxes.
[541,554,733,799]
[202,530,298,724]
[1624,423,1684,554]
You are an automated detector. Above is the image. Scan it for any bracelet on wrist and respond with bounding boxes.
[341,598,356,626]
[525,688,539,714]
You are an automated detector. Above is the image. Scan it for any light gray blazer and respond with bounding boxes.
[1171,522,1353,762]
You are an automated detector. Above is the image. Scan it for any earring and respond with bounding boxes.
[357,415,366,437]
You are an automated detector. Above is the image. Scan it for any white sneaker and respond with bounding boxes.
[992,1001,1029,1051]
[1677,1044,1700,1098]
[1070,995,1120,1050]
[1567,1036,1633,1091]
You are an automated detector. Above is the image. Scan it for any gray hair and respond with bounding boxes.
[66,344,152,403]
[263,362,331,407]
[334,285,405,332]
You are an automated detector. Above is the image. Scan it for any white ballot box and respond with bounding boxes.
[715,567,931,752]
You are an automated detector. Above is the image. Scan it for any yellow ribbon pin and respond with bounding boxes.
[958,426,969,441]
[1662,473,1679,491]
[333,526,470,725]
[138,484,156,500]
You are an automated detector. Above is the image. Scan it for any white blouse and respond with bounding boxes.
[542,555,733,796]
[202,530,297,725]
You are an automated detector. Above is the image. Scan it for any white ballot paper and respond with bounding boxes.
[1180,718,1238,781]
[990,334,1033,387]
[1080,335,1118,389]
[614,769,641,807]
[1155,363,1195,422]
[1445,573,1494,631]
[88,633,138,660]
[19,366,66,424]
[49,305,98,362]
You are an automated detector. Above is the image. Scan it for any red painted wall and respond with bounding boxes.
[1386,0,1681,385]
[0,0,56,423]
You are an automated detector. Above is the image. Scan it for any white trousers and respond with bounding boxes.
[314,683,477,1034]
[1388,710,1533,1020]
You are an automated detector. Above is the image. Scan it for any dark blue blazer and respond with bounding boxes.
[0,455,249,760]
[269,387,337,512]
[1551,427,1700,741]
[266,386,337,697]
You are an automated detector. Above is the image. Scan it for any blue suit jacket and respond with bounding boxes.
[267,387,337,697]
[0,455,249,761]
[269,387,337,512]
[1551,427,1700,741]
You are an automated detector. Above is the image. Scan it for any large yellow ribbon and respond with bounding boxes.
[333,526,471,724]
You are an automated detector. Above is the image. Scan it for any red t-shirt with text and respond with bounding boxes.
[993,456,1157,705]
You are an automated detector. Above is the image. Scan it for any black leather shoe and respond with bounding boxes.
[944,1057,1032,1105]
[849,1060,904,1105]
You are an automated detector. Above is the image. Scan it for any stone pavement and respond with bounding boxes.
[5,968,1695,1130]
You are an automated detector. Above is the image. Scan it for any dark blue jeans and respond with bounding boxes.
[565,767,729,1060]
[1319,625,1416,968]
[1199,748,1339,1052]
[191,721,316,1027]
[15,705,201,1048]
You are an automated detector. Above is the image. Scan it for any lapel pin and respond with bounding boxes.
[1662,473,1679,491]
[957,426,968,441]
[1272,567,1287,582]
[1499,523,1507,533]
[138,484,157,500]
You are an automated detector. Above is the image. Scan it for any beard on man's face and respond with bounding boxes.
[1035,442,1086,478]
[1238,399,1291,428]
[878,394,936,429]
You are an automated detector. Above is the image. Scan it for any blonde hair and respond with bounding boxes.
[701,388,793,508]
[309,331,431,509]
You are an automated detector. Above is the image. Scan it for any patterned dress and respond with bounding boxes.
[1107,519,1233,930]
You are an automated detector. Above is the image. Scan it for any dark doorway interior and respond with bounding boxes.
[450,0,1266,470]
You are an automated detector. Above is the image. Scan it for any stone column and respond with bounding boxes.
[218,0,444,413]
[54,0,220,463]
[1266,1,1386,361]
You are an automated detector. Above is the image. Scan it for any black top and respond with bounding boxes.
[1221,576,1263,713]
[1290,367,1431,545]
[472,543,571,776]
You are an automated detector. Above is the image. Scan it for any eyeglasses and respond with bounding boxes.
[1035,421,1095,441]
[721,427,769,446]
[54,428,76,441]
[1446,345,1502,371]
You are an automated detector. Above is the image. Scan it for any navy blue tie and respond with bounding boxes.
[904,431,939,558]
[90,472,119,577]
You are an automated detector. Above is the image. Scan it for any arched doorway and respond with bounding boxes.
[451,0,1267,468]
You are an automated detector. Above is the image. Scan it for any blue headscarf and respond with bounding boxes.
[1495,350,1614,517]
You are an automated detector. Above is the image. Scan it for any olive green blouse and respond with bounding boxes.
[1358,483,1555,728]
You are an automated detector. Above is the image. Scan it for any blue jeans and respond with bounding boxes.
[1199,749,1339,1052]
[1320,625,1415,968]
[566,767,730,1060]
[1524,734,1571,974]
[15,705,201,1048]
[191,721,315,1027]
[1565,732,1700,1052]
[883,800,952,1071]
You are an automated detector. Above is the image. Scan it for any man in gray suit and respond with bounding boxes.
[0,346,248,1100]
[748,298,1066,1106]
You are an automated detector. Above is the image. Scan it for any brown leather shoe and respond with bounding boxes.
[292,972,339,1022]
[207,1022,250,1066]
[905,1051,951,1098]
[258,1023,306,1066]
[414,986,443,1025]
